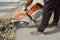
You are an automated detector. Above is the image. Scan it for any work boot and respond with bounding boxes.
[48,23,57,28]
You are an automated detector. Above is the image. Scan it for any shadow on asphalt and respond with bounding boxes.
[45,23,60,35]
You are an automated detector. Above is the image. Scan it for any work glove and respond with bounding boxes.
[23,6,27,11]
[23,6,29,14]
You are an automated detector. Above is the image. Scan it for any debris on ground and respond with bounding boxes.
[0,13,17,40]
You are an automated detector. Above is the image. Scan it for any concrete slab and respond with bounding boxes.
[16,27,60,40]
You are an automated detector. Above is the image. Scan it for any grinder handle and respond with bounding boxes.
[24,9,36,23]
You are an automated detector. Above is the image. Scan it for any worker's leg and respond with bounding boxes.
[52,3,60,25]
[38,0,59,32]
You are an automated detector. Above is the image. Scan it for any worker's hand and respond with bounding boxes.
[23,6,27,11]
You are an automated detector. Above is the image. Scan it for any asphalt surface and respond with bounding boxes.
[0,0,60,40]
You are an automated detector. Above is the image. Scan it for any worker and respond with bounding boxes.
[24,0,60,36]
